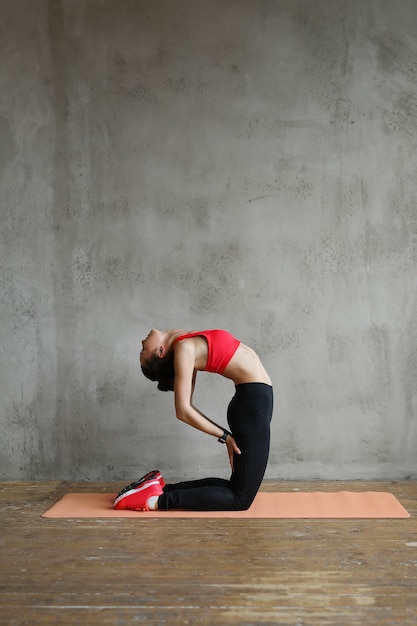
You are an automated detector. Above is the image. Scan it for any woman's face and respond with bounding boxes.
[139,329,161,367]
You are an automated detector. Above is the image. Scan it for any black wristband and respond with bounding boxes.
[217,429,230,444]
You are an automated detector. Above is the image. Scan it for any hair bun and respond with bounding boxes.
[157,377,174,392]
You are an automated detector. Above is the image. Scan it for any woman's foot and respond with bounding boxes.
[114,473,164,510]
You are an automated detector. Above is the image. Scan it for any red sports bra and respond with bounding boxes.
[174,330,240,373]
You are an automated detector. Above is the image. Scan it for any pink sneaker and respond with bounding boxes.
[115,470,165,503]
[114,477,163,511]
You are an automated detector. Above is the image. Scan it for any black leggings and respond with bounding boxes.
[158,382,273,511]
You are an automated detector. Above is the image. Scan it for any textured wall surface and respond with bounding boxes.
[1,0,416,480]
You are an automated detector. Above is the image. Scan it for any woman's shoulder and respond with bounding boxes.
[173,334,208,371]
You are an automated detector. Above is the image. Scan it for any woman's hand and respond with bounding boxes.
[226,434,241,471]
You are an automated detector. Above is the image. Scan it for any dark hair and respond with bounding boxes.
[141,350,175,392]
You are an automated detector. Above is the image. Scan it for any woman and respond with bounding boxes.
[114,328,273,511]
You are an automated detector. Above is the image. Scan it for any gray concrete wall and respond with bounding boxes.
[1,0,416,481]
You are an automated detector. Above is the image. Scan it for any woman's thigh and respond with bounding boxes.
[227,383,273,507]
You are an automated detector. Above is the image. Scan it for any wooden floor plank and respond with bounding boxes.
[0,481,416,625]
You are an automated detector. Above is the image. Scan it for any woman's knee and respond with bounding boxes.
[234,494,256,511]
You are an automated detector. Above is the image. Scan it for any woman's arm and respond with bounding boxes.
[173,341,224,436]
[173,342,241,465]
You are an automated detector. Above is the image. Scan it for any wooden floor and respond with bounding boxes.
[1,481,417,625]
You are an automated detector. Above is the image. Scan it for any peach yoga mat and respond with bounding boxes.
[42,491,410,519]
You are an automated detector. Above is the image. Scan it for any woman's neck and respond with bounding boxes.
[166,329,188,348]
